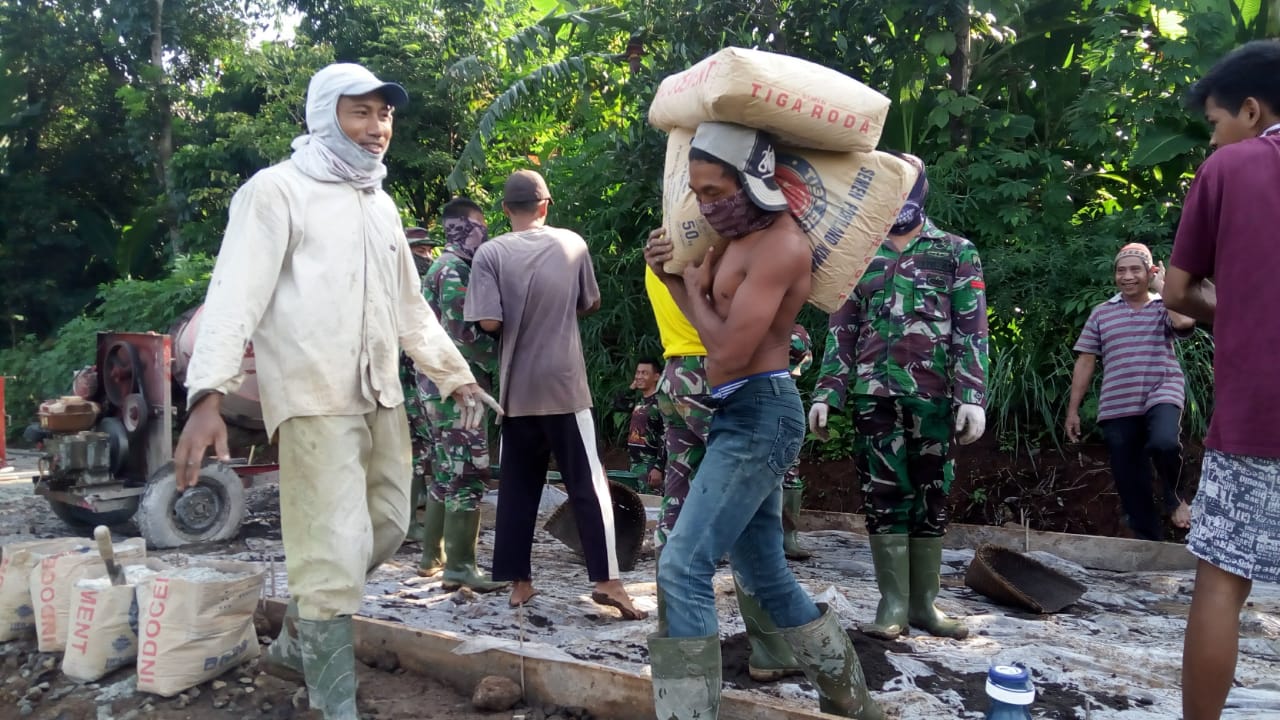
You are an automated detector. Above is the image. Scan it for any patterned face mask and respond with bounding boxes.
[443,216,488,260]
[890,156,929,235]
[698,188,780,240]
[413,253,433,276]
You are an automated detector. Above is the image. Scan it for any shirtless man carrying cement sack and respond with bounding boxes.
[644,121,882,720]
[174,63,500,720]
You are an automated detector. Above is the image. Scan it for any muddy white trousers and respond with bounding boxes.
[277,405,412,620]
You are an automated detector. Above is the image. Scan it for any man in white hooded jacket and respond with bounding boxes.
[174,63,500,719]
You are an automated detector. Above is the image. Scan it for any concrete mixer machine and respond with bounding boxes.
[27,307,273,547]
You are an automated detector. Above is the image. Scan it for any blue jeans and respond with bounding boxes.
[657,374,821,637]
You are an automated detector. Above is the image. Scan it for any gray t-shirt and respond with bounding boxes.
[464,226,601,417]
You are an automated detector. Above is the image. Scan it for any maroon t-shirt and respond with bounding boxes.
[1171,132,1280,457]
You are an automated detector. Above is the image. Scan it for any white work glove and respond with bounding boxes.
[452,387,504,430]
[808,402,829,439]
[954,404,986,445]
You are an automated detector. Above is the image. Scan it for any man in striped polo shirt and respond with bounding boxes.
[1065,242,1195,540]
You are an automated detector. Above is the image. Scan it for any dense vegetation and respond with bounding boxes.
[2,0,1274,455]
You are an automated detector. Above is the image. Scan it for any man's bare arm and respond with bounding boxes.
[1162,265,1216,325]
[479,319,502,333]
[1167,308,1196,331]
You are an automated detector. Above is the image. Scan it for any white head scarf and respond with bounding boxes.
[290,63,408,192]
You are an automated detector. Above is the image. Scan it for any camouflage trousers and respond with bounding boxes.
[404,379,437,486]
[655,357,713,550]
[422,394,491,512]
[655,356,804,549]
[851,395,954,537]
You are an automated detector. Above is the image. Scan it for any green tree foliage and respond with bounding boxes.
[0,0,1262,451]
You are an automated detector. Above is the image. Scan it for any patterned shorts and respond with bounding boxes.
[1187,449,1280,583]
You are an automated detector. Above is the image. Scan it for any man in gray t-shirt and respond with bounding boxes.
[465,169,646,620]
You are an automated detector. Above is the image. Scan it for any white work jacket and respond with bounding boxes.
[185,160,474,437]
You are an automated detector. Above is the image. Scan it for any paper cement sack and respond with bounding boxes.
[661,128,919,313]
[135,560,265,697]
[29,537,146,652]
[649,47,891,153]
[0,538,89,641]
[61,560,169,683]
[661,128,730,274]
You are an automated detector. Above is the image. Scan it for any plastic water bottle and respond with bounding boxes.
[985,664,1035,719]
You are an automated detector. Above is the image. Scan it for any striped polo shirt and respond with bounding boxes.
[1073,294,1189,421]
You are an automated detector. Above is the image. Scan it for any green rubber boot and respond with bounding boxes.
[860,534,909,639]
[648,635,722,720]
[735,577,803,682]
[263,599,303,683]
[907,536,969,639]
[781,488,813,560]
[296,616,358,719]
[417,498,446,577]
[782,604,884,719]
[441,508,507,593]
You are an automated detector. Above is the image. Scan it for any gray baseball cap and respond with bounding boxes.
[309,63,409,110]
[690,122,789,212]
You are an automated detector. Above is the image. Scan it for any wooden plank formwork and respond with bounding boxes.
[258,598,843,720]
[797,510,1197,573]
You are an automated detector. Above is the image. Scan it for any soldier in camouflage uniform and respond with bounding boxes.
[414,198,505,593]
[402,228,438,543]
[810,155,988,641]
[626,357,666,493]
[645,267,805,683]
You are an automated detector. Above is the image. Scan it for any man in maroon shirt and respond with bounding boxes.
[1163,39,1280,720]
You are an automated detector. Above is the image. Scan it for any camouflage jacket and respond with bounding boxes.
[790,324,812,377]
[417,249,498,397]
[627,392,665,474]
[814,220,988,409]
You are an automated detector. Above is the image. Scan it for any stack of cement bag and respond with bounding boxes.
[649,47,920,312]
[0,537,263,694]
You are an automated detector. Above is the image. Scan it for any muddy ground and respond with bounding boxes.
[0,637,522,720]
[5,440,1276,720]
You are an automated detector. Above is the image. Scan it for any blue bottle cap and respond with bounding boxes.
[986,664,1035,706]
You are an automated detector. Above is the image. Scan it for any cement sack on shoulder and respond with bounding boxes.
[61,560,169,683]
[661,128,918,312]
[135,560,265,697]
[649,47,890,153]
[29,537,146,652]
[0,538,88,641]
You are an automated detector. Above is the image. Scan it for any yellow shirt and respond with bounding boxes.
[645,267,706,358]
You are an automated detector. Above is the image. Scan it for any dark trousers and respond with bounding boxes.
[1100,403,1185,541]
[492,411,619,582]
